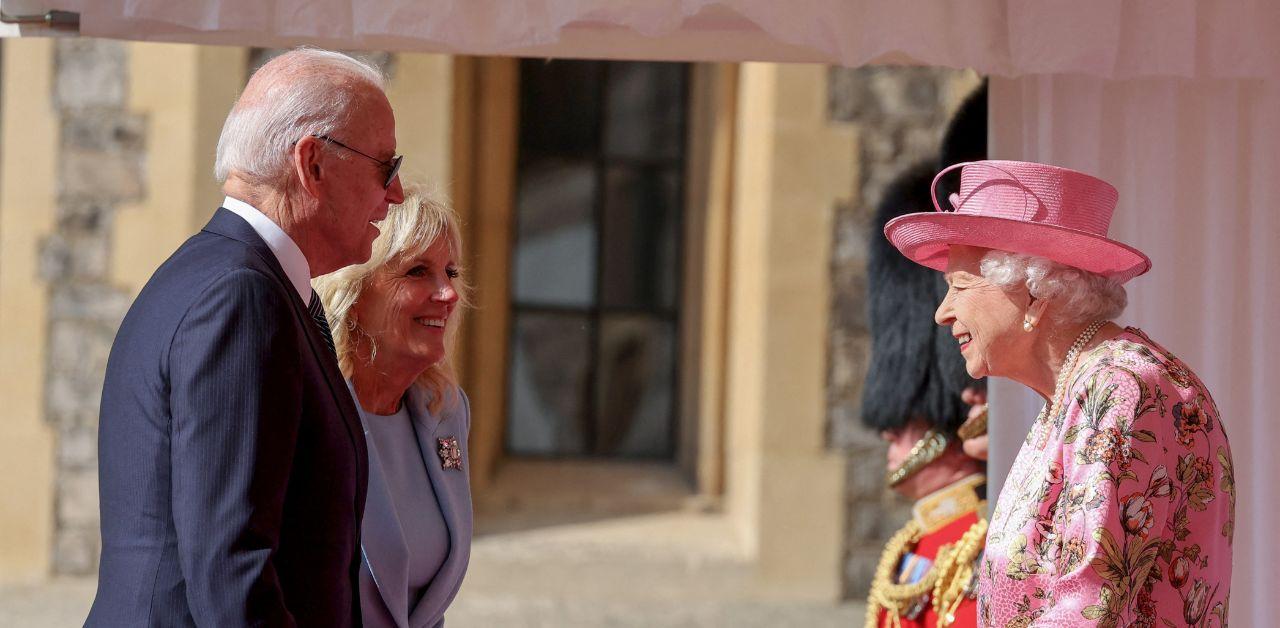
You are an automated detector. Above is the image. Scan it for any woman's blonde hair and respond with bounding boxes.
[313,182,470,413]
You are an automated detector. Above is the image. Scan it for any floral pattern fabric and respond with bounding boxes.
[980,328,1234,627]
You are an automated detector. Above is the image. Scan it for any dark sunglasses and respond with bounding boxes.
[310,133,403,189]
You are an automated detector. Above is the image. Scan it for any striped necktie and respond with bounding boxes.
[307,289,337,355]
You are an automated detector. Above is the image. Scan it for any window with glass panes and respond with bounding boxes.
[505,59,688,459]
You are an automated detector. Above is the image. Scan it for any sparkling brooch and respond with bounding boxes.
[437,437,462,470]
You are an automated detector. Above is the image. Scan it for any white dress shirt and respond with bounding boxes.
[222,196,312,302]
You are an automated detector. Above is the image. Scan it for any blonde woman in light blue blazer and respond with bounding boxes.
[315,183,472,628]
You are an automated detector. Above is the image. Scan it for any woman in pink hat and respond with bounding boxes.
[885,160,1235,627]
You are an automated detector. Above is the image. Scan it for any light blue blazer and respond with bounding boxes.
[348,381,473,628]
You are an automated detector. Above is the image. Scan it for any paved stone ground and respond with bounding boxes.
[0,510,864,627]
[453,511,865,627]
[0,577,96,626]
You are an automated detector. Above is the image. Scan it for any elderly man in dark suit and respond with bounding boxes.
[87,48,405,627]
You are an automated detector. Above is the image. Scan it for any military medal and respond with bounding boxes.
[437,436,462,470]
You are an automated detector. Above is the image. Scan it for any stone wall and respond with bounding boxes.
[44,39,143,574]
[826,66,981,597]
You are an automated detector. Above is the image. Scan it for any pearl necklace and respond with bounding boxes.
[1034,319,1107,425]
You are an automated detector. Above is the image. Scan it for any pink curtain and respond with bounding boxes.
[988,76,1280,625]
[52,0,1279,78]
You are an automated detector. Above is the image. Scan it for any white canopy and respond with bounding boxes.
[2,0,1276,78]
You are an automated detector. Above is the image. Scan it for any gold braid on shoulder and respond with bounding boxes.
[885,429,949,488]
[864,517,988,628]
[930,518,987,627]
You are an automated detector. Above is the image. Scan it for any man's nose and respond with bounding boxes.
[385,176,405,205]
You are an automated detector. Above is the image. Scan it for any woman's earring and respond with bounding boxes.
[1023,319,1035,332]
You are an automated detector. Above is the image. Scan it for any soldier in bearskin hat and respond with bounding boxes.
[864,84,989,628]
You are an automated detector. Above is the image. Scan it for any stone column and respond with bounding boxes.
[43,38,143,575]
[723,62,854,601]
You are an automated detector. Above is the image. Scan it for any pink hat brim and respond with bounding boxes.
[884,212,1152,283]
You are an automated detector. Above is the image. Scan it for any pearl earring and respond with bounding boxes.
[1023,320,1035,332]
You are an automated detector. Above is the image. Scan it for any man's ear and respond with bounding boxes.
[293,136,325,198]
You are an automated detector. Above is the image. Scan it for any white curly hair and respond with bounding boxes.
[979,250,1127,324]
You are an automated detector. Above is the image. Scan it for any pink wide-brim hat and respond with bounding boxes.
[884,160,1151,283]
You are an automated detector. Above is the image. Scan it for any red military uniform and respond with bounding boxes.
[868,475,986,628]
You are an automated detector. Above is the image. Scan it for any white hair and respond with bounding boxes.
[979,251,1127,324]
[214,48,386,184]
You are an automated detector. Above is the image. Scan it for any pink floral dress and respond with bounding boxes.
[980,328,1234,627]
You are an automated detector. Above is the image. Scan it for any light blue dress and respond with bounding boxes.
[349,382,473,628]
[363,403,448,609]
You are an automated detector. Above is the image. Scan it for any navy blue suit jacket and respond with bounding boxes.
[87,208,369,627]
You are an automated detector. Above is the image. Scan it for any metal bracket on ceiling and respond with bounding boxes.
[0,9,78,30]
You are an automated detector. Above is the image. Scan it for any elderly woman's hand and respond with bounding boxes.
[959,386,989,461]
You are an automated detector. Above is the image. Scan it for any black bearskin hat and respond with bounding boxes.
[860,161,980,433]
[860,82,988,434]
[934,80,988,211]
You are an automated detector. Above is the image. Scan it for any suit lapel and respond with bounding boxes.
[202,208,369,505]
[407,387,472,628]
[347,383,412,628]
[303,320,369,496]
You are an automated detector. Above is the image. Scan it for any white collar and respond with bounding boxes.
[222,196,312,303]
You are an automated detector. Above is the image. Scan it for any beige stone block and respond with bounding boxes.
[47,284,130,325]
[60,149,144,203]
[56,470,99,528]
[844,545,885,597]
[52,526,99,576]
[57,428,96,471]
[846,444,892,497]
[54,40,126,110]
[38,231,113,282]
